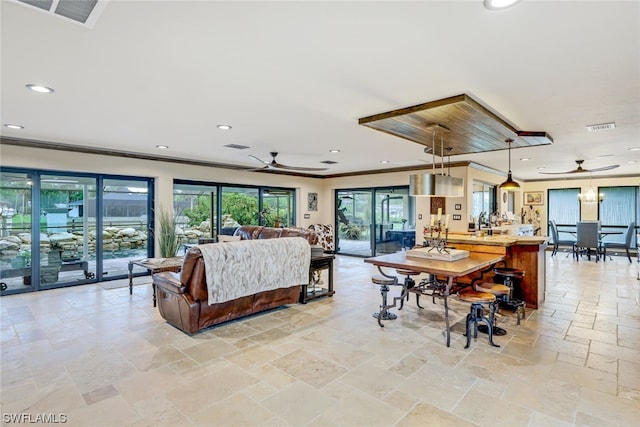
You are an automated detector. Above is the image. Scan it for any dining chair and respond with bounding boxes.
[574,221,601,262]
[601,221,635,263]
[549,220,576,257]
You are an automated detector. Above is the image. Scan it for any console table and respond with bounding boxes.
[128,257,183,306]
[300,254,335,303]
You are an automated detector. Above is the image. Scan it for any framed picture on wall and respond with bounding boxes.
[307,192,318,211]
[524,191,543,206]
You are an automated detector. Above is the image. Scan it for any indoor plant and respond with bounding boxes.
[157,207,179,258]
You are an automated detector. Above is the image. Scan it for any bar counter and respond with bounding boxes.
[442,233,548,308]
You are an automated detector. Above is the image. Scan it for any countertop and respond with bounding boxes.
[445,233,548,246]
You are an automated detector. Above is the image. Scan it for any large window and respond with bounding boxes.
[335,186,413,257]
[1,168,153,295]
[472,181,496,223]
[599,186,639,247]
[173,180,296,248]
[548,188,580,238]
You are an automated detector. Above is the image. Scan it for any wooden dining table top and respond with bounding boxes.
[364,251,505,278]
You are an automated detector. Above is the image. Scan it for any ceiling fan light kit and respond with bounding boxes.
[499,139,521,191]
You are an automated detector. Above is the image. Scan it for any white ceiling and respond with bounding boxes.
[1,0,639,180]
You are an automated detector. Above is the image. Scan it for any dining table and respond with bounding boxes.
[557,226,623,240]
[364,251,505,347]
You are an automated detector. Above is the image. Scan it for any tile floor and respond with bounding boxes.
[1,252,639,426]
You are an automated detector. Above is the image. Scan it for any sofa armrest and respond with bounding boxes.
[153,271,186,294]
[154,271,201,334]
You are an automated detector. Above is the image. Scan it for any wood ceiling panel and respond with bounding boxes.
[359,94,553,157]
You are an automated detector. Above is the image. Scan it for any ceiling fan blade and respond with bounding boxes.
[538,170,578,175]
[539,160,619,174]
[249,154,268,165]
[271,164,329,171]
[585,164,620,172]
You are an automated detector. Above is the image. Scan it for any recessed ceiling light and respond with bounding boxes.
[628,160,638,164]
[629,147,640,151]
[483,0,521,10]
[380,160,389,164]
[217,124,232,130]
[596,154,615,158]
[537,167,546,170]
[156,145,168,149]
[520,158,530,161]
[26,84,54,93]
[329,149,340,153]
[4,124,24,129]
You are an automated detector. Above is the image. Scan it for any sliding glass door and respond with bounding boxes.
[0,171,34,293]
[374,188,412,255]
[173,180,296,246]
[336,186,412,257]
[38,174,97,289]
[101,178,152,279]
[1,167,154,295]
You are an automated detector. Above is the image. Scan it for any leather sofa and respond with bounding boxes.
[233,225,319,244]
[154,226,318,334]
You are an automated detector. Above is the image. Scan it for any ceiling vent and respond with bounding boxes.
[586,122,616,132]
[224,144,250,150]
[320,160,338,164]
[14,0,107,28]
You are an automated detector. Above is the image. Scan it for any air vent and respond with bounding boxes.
[15,0,106,27]
[586,122,616,132]
[224,144,250,150]
[320,160,338,164]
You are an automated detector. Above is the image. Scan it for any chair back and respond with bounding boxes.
[624,222,636,247]
[576,221,599,248]
[549,220,559,243]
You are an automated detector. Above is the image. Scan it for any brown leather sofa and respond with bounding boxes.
[233,225,319,244]
[154,226,318,334]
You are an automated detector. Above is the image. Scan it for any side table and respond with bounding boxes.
[300,254,335,303]
[128,257,183,306]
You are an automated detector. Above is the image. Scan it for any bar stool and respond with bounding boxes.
[493,267,526,325]
[396,268,420,309]
[475,282,510,335]
[371,274,399,327]
[457,290,500,349]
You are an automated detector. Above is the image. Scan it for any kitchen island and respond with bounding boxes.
[442,234,548,309]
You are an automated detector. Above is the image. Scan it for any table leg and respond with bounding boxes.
[153,281,156,307]
[128,261,134,295]
[444,277,454,347]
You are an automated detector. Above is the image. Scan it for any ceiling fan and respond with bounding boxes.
[539,160,619,175]
[248,152,328,172]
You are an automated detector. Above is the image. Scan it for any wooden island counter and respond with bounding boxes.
[443,234,548,309]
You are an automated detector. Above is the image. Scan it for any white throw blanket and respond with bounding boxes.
[199,237,311,305]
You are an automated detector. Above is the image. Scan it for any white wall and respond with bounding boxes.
[0,145,326,253]
[3,144,637,244]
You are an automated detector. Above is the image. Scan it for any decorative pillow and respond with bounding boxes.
[218,235,241,243]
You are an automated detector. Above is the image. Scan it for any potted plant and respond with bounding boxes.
[157,208,179,258]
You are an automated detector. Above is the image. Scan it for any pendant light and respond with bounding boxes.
[409,125,463,197]
[499,138,521,190]
[578,174,604,204]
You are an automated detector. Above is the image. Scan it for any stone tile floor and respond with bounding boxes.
[0,252,638,426]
